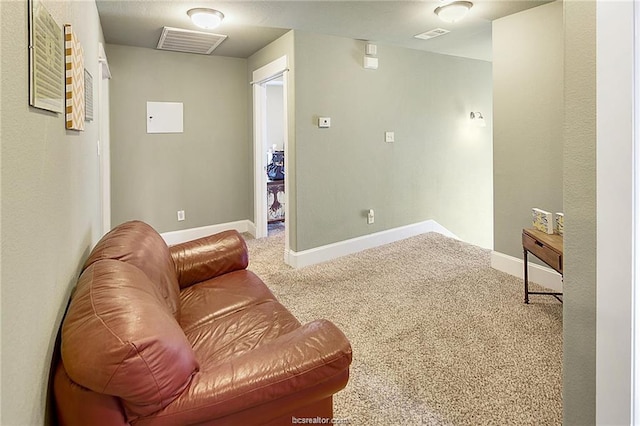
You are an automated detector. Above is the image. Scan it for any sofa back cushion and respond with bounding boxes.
[83,220,181,318]
[62,259,199,419]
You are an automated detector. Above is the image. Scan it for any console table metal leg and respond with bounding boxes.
[523,249,529,304]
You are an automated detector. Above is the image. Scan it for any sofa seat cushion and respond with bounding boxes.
[62,259,199,420]
[83,221,181,318]
[178,270,280,333]
[131,320,352,426]
[185,300,301,363]
[179,269,301,362]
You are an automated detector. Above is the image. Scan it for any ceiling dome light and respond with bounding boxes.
[434,1,473,23]
[187,8,224,29]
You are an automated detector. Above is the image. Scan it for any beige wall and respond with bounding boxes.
[492,1,564,260]
[563,0,597,423]
[0,1,105,423]
[293,31,493,251]
[107,44,250,233]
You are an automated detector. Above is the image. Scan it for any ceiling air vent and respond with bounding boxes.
[414,28,450,40]
[157,26,227,55]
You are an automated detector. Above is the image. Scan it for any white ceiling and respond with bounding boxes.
[96,1,553,61]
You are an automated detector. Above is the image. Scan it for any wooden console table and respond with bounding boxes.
[267,180,285,223]
[522,228,563,304]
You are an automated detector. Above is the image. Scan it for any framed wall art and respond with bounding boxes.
[28,0,64,113]
[64,24,85,130]
[84,69,94,121]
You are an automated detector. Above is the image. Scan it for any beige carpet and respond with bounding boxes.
[243,231,563,425]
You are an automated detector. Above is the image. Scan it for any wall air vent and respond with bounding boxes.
[414,28,451,40]
[157,26,227,55]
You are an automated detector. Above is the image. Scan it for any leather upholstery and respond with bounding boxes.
[62,259,199,419]
[170,230,249,289]
[54,220,352,425]
[83,220,181,318]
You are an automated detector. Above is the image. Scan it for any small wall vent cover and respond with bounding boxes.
[414,28,450,40]
[157,26,227,55]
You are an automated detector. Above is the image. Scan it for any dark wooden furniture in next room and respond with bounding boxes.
[267,179,285,223]
[522,228,563,304]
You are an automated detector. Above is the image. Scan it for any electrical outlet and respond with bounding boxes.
[177,210,185,221]
[367,209,375,224]
[318,117,331,128]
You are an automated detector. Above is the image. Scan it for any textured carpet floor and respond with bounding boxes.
[243,231,563,425]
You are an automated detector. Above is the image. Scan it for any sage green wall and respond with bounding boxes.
[563,0,596,423]
[1,1,105,423]
[293,31,493,251]
[107,44,250,234]
[492,1,564,260]
[493,2,599,421]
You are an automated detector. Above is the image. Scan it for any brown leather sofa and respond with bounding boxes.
[53,220,352,425]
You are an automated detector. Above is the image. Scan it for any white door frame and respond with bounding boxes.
[632,0,640,422]
[98,42,111,236]
[595,1,637,423]
[252,55,289,254]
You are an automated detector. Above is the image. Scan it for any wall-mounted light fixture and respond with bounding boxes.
[187,8,224,29]
[434,1,473,23]
[470,111,486,127]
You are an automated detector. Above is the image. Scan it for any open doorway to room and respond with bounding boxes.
[252,55,289,259]
[264,76,285,237]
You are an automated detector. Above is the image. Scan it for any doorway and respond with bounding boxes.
[252,56,289,258]
[265,77,285,237]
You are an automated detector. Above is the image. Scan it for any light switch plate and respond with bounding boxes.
[364,56,379,70]
[385,131,395,143]
[365,43,377,56]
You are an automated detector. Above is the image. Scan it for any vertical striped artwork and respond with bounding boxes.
[64,24,85,130]
[84,69,94,121]
[28,0,64,113]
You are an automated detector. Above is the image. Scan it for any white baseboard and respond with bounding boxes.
[162,219,464,272]
[491,251,563,293]
[161,220,255,246]
[286,220,460,269]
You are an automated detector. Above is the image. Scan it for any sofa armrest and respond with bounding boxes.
[54,362,128,426]
[136,319,352,425]
[169,230,248,289]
